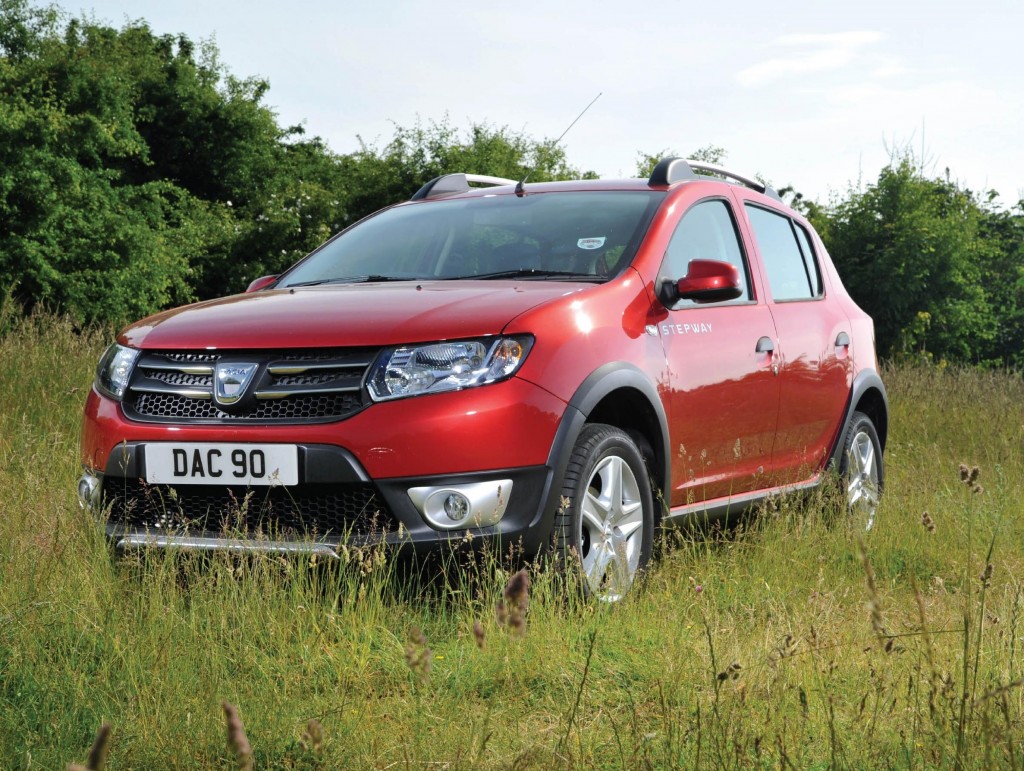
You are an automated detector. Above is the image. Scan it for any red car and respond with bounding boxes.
[80,158,887,600]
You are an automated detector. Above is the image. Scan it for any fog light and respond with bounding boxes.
[443,493,470,521]
[407,479,513,530]
[77,472,101,510]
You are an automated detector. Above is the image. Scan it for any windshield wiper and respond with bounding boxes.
[284,275,411,288]
[456,269,604,282]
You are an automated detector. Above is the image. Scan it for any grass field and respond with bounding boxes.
[1,310,1022,769]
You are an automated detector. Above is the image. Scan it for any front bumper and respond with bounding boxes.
[79,375,569,556]
[80,442,555,557]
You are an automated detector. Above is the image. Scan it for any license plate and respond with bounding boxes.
[145,443,299,486]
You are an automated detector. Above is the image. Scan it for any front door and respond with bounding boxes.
[654,198,780,507]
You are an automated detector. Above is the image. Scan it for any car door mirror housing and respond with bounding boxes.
[663,259,743,304]
[245,275,278,293]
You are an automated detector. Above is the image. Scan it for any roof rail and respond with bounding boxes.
[648,157,781,201]
[411,173,517,201]
[647,157,696,186]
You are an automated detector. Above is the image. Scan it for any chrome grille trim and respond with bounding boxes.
[268,360,372,374]
[131,383,213,399]
[116,534,343,556]
[139,361,215,375]
[255,384,363,399]
[124,348,377,423]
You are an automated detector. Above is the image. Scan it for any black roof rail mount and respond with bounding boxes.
[648,157,781,201]
[411,173,518,201]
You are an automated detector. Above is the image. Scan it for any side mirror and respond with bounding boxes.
[670,259,742,303]
[245,275,278,293]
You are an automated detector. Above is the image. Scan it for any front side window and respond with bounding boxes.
[745,205,822,301]
[658,199,751,308]
[279,191,663,286]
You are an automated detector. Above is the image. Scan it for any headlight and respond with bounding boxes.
[95,343,139,401]
[367,336,533,402]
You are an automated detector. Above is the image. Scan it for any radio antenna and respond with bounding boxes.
[515,92,602,197]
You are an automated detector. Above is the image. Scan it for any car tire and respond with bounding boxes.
[838,411,883,530]
[555,423,654,601]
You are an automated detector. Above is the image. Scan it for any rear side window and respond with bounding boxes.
[659,199,751,308]
[745,205,822,301]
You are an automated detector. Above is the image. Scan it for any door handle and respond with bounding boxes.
[836,332,850,347]
[756,336,779,375]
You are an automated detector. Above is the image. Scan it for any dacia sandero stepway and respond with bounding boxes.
[80,158,888,600]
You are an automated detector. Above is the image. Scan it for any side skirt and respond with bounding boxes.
[662,477,822,527]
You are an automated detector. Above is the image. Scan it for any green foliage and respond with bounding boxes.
[3,316,1024,766]
[824,157,1012,364]
[977,198,1024,366]
[0,2,214,321]
[0,0,347,314]
[339,120,594,225]
[635,144,726,178]
[2,0,1022,363]
[0,1,602,309]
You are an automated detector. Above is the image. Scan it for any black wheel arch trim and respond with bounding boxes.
[539,362,671,529]
[828,368,889,468]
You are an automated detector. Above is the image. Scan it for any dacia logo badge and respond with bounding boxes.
[214,362,258,406]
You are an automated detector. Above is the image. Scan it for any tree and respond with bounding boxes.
[0,1,347,317]
[634,145,727,178]
[0,2,603,311]
[976,197,1024,366]
[339,120,595,225]
[0,2,217,321]
[824,158,999,363]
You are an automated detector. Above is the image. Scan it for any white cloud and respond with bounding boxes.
[774,31,884,48]
[736,30,885,87]
[870,60,908,79]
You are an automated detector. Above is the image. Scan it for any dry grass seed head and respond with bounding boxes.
[472,619,486,649]
[959,463,981,487]
[921,511,936,532]
[405,626,433,684]
[717,661,743,682]
[221,701,253,771]
[496,567,530,635]
[300,718,324,753]
[859,542,890,644]
[774,634,798,661]
[980,563,993,588]
[67,722,112,771]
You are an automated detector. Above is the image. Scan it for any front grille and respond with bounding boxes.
[123,348,377,424]
[103,479,397,538]
[132,392,362,421]
[148,371,210,388]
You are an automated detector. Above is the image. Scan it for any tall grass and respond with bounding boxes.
[1,315,1022,768]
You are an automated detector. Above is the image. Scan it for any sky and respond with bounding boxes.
[64,0,1023,206]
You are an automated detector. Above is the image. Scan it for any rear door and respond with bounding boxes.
[738,196,852,486]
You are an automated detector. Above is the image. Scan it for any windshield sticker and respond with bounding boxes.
[577,237,606,250]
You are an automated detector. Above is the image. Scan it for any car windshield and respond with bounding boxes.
[278,191,664,287]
